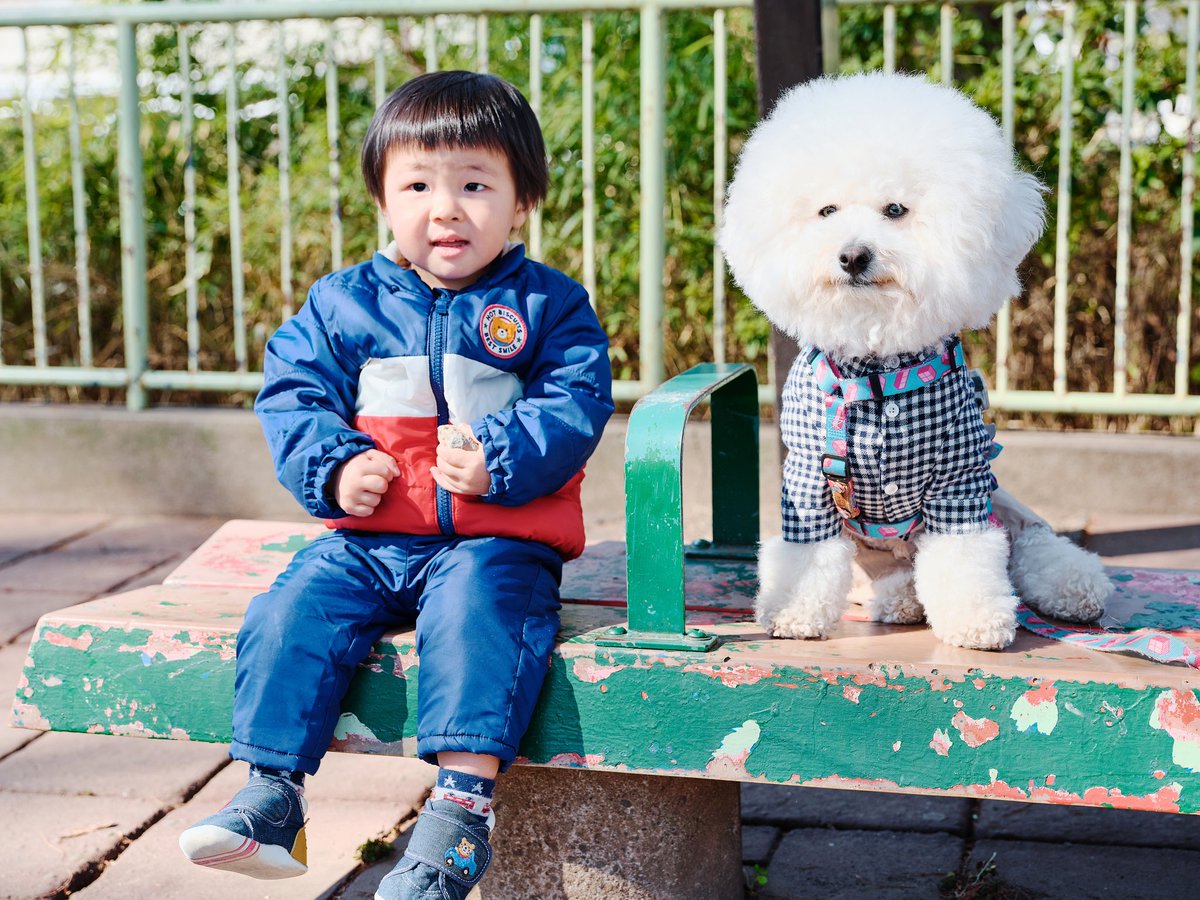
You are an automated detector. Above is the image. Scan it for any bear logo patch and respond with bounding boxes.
[479,305,527,358]
[445,836,478,878]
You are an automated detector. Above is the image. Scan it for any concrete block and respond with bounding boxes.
[0,790,163,900]
[485,767,743,900]
[975,799,1200,850]
[0,405,304,520]
[762,828,962,899]
[990,431,1200,517]
[0,731,226,801]
[741,783,972,834]
[0,406,787,541]
[969,839,1200,898]
[73,762,417,900]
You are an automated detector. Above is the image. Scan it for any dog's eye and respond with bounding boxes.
[883,202,908,219]
[818,205,838,218]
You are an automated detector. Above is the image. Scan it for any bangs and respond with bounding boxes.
[362,71,548,208]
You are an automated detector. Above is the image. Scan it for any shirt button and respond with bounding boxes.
[883,482,899,496]
[885,355,900,369]
[884,401,900,418]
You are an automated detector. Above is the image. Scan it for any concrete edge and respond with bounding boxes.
[1,403,1198,526]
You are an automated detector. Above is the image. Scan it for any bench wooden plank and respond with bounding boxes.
[12,521,1200,814]
[162,519,758,612]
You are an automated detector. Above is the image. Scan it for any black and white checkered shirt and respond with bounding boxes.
[780,343,996,544]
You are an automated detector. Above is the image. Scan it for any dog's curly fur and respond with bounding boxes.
[720,73,1111,649]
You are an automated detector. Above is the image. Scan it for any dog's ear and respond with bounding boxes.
[995,170,1047,265]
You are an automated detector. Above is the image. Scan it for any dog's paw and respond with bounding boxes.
[865,570,924,625]
[1010,526,1111,623]
[929,600,1017,650]
[756,535,855,640]
[759,601,839,639]
[915,529,1017,651]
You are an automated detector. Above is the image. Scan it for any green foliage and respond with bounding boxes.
[838,1,1200,406]
[0,11,764,393]
[1,4,1198,416]
[355,833,395,865]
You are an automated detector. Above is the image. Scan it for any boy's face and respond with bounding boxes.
[379,144,530,292]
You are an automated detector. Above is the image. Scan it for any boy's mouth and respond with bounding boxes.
[432,238,468,249]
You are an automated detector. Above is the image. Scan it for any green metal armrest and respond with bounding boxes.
[596,362,759,652]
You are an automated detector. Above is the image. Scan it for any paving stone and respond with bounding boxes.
[0,789,163,900]
[741,783,972,834]
[0,730,227,801]
[303,751,434,806]
[742,824,780,864]
[0,513,109,566]
[761,828,962,899]
[332,824,421,900]
[970,839,1200,898]
[1,630,42,758]
[976,799,1200,850]
[0,588,93,645]
[0,516,222,596]
[74,762,421,900]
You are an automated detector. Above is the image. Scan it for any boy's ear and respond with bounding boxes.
[511,204,531,231]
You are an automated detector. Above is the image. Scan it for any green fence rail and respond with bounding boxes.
[2,1,1200,418]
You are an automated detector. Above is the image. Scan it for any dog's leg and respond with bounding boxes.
[1010,527,1111,622]
[991,487,1111,623]
[866,570,924,625]
[913,528,1017,650]
[855,540,924,624]
[757,534,856,639]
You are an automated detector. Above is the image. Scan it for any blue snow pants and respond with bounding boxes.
[229,530,563,775]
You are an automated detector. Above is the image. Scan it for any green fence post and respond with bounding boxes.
[639,0,665,392]
[117,20,148,410]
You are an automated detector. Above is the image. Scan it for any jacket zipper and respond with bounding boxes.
[427,290,455,535]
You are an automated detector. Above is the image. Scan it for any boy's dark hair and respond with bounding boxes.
[362,70,549,209]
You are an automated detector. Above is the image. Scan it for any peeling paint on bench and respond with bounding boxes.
[11,520,1200,815]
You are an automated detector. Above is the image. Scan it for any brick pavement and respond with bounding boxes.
[3,512,1199,899]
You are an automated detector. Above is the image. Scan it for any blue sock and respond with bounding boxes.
[431,768,495,820]
[375,770,495,900]
[251,765,306,793]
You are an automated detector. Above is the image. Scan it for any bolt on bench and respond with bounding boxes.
[12,363,1200,898]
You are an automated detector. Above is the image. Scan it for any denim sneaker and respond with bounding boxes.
[179,774,308,879]
[374,799,492,900]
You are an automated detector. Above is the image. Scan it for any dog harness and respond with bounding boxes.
[804,336,996,541]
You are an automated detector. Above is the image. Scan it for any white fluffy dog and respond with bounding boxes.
[720,73,1112,650]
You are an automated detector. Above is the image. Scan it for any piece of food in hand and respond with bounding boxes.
[437,424,480,451]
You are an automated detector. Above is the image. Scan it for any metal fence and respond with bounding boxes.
[1,0,1199,417]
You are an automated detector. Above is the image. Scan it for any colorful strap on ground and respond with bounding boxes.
[1016,604,1200,668]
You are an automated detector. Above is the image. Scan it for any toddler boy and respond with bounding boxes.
[179,70,614,900]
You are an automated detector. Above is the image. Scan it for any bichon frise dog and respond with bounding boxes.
[720,72,1112,650]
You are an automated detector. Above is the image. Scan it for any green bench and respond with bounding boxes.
[11,363,1200,896]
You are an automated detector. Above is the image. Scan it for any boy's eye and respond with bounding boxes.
[409,182,428,193]
[465,182,487,193]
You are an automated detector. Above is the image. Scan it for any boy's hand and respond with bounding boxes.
[432,423,489,496]
[334,449,400,516]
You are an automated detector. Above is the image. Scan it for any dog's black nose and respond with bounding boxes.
[839,245,874,277]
